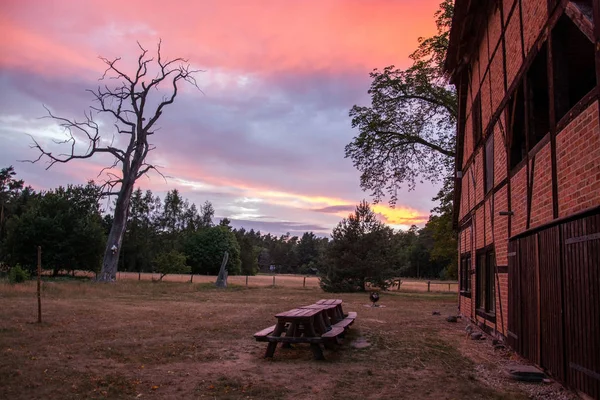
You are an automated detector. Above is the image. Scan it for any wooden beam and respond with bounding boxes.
[518,0,525,60]
[500,0,508,93]
[547,34,560,219]
[526,155,536,230]
[594,0,600,143]
[565,1,595,42]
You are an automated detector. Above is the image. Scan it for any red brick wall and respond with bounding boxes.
[530,144,553,228]
[488,6,503,54]
[474,150,484,205]
[455,0,600,341]
[494,186,509,266]
[475,206,485,250]
[489,47,505,115]
[502,0,516,22]
[504,4,523,89]
[521,0,547,55]
[496,273,509,335]
[485,198,493,246]
[557,101,600,216]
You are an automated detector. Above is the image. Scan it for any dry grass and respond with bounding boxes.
[0,280,532,399]
[66,271,459,293]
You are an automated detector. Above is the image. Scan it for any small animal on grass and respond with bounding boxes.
[369,292,380,307]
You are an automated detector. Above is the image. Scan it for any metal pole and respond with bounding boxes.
[272,276,275,287]
[37,246,42,324]
[303,276,306,288]
[246,275,249,287]
[427,280,431,292]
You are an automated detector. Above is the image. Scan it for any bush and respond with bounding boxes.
[8,264,30,284]
[153,250,191,281]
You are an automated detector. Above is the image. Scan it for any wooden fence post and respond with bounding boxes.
[448,283,451,291]
[272,276,275,287]
[37,246,42,324]
[303,276,306,288]
[246,275,249,288]
[427,280,431,292]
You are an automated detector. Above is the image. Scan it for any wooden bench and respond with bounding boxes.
[253,325,277,340]
[254,301,357,360]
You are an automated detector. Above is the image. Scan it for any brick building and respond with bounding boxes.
[445,0,599,397]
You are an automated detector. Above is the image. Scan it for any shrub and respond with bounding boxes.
[8,264,30,284]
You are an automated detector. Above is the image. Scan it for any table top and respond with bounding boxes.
[300,304,338,310]
[316,299,343,305]
[275,308,322,318]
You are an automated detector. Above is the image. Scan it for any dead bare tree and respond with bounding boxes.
[29,41,201,281]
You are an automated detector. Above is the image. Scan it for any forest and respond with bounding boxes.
[1,166,456,285]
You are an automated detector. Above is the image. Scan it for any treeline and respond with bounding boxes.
[0,166,456,284]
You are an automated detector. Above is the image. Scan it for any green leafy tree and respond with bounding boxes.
[4,182,106,275]
[200,201,215,228]
[346,0,455,204]
[184,226,241,275]
[321,201,396,292]
[0,167,25,245]
[425,178,457,278]
[234,228,260,275]
[121,188,161,273]
[153,250,190,281]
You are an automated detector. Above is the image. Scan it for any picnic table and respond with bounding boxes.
[253,299,357,360]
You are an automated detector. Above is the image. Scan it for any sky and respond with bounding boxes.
[0,0,442,237]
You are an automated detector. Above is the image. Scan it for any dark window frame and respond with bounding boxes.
[472,92,482,146]
[552,13,597,126]
[509,43,550,171]
[460,253,472,297]
[475,247,496,318]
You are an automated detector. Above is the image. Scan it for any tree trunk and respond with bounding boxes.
[97,181,135,282]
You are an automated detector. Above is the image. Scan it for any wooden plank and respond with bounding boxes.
[275,308,321,318]
[346,311,357,320]
[565,1,594,43]
[333,318,355,331]
[565,232,600,245]
[320,326,345,338]
[253,325,276,338]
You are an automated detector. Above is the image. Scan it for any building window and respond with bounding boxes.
[527,42,550,148]
[509,85,527,169]
[552,14,596,123]
[460,254,471,296]
[472,93,482,145]
[476,248,495,315]
[485,135,494,193]
[509,43,550,169]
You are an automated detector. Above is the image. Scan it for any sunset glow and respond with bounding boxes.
[1,0,441,235]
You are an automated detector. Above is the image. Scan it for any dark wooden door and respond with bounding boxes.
[561,213,600,399]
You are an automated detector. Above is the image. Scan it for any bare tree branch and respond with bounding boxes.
[26,40,203,281]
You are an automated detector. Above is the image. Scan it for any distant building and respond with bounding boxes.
[445,1,599,397]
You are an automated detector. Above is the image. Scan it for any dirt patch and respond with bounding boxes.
[0,280,576,399]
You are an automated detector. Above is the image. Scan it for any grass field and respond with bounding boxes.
[70,271,459,293]
[0,280,569,399]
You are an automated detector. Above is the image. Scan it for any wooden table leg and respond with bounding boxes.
[265,321,286,358]
[310,343,325,360]
[282,322,296,349]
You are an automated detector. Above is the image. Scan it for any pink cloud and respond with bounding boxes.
[1,0,439,77]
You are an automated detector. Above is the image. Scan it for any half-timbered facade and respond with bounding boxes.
[445,1,600,397]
